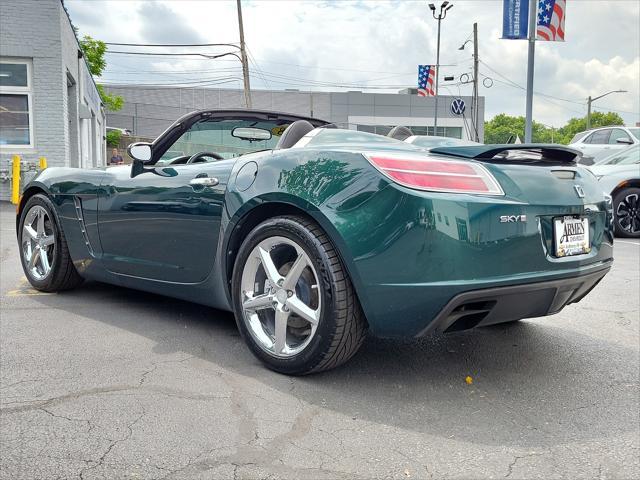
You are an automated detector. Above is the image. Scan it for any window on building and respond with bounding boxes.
[357,124,463,139]
[0,60,33,147]
[456,218,468,241]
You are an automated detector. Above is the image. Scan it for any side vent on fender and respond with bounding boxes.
[73,197,94,256]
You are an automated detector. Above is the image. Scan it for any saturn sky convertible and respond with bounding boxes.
[17,110,614,374]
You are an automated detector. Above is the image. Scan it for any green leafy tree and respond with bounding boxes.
[484,111,625,145]
[78,35,123,112]
[556,111,624,144]
[106,129,121,148]
[96,84,124,111]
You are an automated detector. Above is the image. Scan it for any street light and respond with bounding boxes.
[429,1,453,134]
[586,90,627,129]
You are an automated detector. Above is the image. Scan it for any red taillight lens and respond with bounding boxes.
[364,152,504,195]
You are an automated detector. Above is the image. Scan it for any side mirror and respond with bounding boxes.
[127,142,153,162]
[616,138,633,145]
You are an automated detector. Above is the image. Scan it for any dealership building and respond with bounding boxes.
[0,0,106,201]
[104,85,484,143]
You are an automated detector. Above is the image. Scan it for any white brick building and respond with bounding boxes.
[105,85,484,144]
[0,0,106,200]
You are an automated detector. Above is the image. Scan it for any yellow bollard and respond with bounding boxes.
[11,155,21,205]
[39,157,47,170]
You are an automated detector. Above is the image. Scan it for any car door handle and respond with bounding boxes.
[190,177,219,187]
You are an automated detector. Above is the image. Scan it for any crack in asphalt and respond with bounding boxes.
[147,371,350,480]
[504,451,548,478]
[0,355,210,414]
[78,406,146,480]
[37,406,93,433]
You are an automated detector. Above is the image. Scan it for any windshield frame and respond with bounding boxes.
[148,109,329,165]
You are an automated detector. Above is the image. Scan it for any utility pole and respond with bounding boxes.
[472,22,479,142]
[236,0,252,108]
[458,24,478,141]
[586,90,627,130]
[429,2,453,135]
[524,0,537,143]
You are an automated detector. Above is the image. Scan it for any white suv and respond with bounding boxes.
[569,126,639,162]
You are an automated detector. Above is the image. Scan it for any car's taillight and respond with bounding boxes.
[364,152,504,195]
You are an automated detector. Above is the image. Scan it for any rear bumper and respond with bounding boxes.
[415,264,610,337]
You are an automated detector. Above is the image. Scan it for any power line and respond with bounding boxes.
[104,42,239,48]
[246,46,271,90]
[592,104,640,115]
[100,61,421,89]
[480,74,585,116]
[107,51,241,60]
[479,60,585,105]
[102,77,243,88]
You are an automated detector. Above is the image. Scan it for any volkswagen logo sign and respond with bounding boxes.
[450,98,466,116]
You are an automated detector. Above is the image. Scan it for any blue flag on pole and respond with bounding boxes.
[502,0,529,39]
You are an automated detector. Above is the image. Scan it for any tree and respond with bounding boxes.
[483,114,542,143]
[78,35,123,112]
[484,111,625,145]
[106,129,121,148]
[556,111,624,144]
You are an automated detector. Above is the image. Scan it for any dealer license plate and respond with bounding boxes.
[554,216,590,257]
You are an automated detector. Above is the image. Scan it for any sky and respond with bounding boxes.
[65,0,640,127]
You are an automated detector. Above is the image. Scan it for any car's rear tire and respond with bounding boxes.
[613,187,640,238]
[18,194,83,292]
[231,215,367,375]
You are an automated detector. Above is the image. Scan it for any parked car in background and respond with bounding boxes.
[590,144,640,237]
[106,126,132,136]
[569,126,639,163]
[406,135,482,148]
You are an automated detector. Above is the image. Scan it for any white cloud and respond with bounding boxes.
[65,0,640,126]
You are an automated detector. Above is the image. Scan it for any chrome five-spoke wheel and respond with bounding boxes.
[18,194,83,291]
[232,216,367,374]
[240,236,321,357]
[21,205,55,281]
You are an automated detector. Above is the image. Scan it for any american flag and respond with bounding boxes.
[537,0,565,41]
[418,65,436,97]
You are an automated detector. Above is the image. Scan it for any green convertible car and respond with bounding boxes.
[17,109,614,374]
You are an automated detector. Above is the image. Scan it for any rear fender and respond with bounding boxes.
[220,149,382,316]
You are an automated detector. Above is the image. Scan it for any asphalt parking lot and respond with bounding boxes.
[1,201,638,480]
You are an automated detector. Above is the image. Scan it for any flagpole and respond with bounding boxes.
[524,0,537,143]
[434,14,441,133]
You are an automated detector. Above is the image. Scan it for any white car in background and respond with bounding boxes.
[590,144,640,238]
[106,126,132,136]
[405,135,482,148]
[569,126,639,163]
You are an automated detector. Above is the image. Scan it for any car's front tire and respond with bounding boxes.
[613,187,640,238]
[231,215,367,375]
[18,194,83,292]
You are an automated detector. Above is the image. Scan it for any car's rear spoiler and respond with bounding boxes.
[430,144,581,164]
